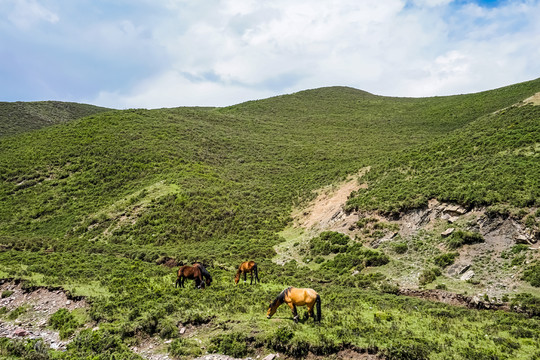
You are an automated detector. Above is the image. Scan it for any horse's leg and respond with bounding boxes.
[287,303,299,323]
[307,303,315,320]
[243,271,247,283]
[250,270,253,285]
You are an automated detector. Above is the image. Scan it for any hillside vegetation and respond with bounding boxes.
[1,79,540,359]
[0,101,110,137]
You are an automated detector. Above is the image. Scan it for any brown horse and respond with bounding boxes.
[175,263,212,289]
[267,287,321,323]
[234,261,259,285]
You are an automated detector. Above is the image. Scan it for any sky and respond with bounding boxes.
[1,0,540,109]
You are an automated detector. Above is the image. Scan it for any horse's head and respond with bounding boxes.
[267,303,277,319]
[205,277,212,287]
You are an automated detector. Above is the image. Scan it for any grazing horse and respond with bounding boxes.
[193,262,212,287]
[267,287,321,323]
[175,263,211,289]
[234,261,259,284]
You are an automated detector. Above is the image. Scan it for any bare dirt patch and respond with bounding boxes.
[293,167,369,232]
[0,280,88,350]
[523,92,540,106]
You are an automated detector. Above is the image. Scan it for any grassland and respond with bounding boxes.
[0,101,110,137]
[1,79,540,359]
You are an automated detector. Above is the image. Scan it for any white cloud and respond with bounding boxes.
[6,0,59,29]
[3,0,540,107]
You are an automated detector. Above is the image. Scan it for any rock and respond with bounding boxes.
[441,228,455,237]
[515,234,532,245]
[444,205,467,216]
[14,328,28,337]
[66,300,71,305]
[351,270,360,276]
[179,327,186,334]
[460,270,475,281]
[448,216,459,223]
[263,354,279,360]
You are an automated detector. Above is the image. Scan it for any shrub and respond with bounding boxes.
[433,252,459,268]
[447,230,484,249]
[310,231,350,256]
[168,338,202,357]
[49,308,80,339]
[1,290,14,299]
[419,268,442,286]
[391,242,408,254]
[522,263,540,287]
[511,293,540,317]
[209,332,250,358]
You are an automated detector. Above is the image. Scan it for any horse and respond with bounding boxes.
[175,263,212,289]
[193,262,212,287]
[234,260,259,284]
[267,287,321,323]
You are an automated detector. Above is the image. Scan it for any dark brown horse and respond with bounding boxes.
[175,263,212,289]
[234,260,259,285]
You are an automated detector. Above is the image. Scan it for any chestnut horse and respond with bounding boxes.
[175,263,212,289]
[234,261,259,284]
[267,287,321,322]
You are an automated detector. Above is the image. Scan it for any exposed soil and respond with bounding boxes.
[523,91,540,106]
[0,280,88,351]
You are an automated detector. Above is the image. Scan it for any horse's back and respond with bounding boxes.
[287,287,318,305]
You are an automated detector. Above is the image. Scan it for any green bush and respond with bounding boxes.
[49,308,81,339]
[433,252,459,268]
[310,231,350,256]
[168,338,202,357]
[391,242,408,254]
[522,262,540,287]
[419,268,442,286]
[447,230,484,249]
[1,290,14,298]
[209,332,250,358]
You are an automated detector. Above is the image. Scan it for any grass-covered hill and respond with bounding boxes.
[0,101,111,137]
[1,79,540,359]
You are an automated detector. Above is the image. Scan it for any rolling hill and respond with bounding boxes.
[1,79,540,359]
[0,101,111,137]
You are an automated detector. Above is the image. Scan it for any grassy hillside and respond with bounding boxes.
[1,79,540,359]
[0,101,111,137]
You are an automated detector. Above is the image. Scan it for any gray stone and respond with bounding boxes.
[262,354,279,360]
[460,270,475,281]
[179,327,186,334]
[441,228,455,237]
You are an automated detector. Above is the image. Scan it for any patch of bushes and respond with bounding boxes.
[1,290,14,298]
[67,329,141,359]
[419,268,442,286]
[522,262,540,287]
[447,230,484,249]
[49,308,81,339]
[310,231,350,256]
[209,332,250,358]
[511,293,540,317]
[0,338,50,360]
[433,252,459,268]
[321,244,389,274]
[391,241,408,254]
[168,338,202,358]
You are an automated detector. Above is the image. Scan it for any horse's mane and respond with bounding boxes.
[270,287,292,307]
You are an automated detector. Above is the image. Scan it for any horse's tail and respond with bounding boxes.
[315,294,321,322]
[254,263,259,283]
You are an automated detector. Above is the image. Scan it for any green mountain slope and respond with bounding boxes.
[1,79,540,359]
[0,101,111,137]
[347,103,540,213]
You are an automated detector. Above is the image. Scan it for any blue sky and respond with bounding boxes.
[1,0,539,108]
